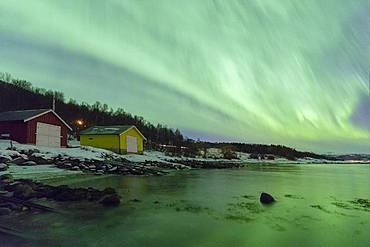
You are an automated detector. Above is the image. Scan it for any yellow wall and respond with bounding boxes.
[80,127,144,154]
[119,127,144,154]
[80,134,120,153]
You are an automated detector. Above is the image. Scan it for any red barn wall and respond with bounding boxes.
[27,112,69,147]
[0,121,28,143]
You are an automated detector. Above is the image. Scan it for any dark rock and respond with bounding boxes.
[260,192,275,204]
[87,189,103,201]
[63,162,73,168]
[266,155,275,160]
[0,207,11,215]
[4,181,22,191]
[9,157,27,165]
[0,174,13,182]
[0,155,11,163]
[0,191,14,197]
[99,194,120,207]
[13,184,35,200]
[108,167,117,172]
[19,161,37,166]
[71,166,80,171]
[29,155,52,164]
[34,185,55,198]
[0,163,8,171]
[249,153,260,159]
[0,202,18,210]
[130,199,141,203]
[52,186,88,201]
[103,187,116,195]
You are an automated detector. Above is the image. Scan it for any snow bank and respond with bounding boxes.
[0,140,340,166]
[0,140,119,161]
[0,164,81,180]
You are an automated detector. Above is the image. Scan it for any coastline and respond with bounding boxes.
[0,141,368,218]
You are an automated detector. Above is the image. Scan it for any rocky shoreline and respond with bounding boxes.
[165,158,244,169]
[0,147,190,177]
[0,173,121,216]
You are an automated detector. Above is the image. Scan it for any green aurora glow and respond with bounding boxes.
[0,0,368,153]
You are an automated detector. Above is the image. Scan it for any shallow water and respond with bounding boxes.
[2,164,370,247]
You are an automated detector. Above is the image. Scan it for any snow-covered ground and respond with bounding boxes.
[0,140,355,171]
[0,140,119,161]
[0,164,81,180]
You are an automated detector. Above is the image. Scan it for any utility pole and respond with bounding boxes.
[52,92,56,111]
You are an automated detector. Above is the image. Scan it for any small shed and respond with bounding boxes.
[0,109,72,147]
[80,125,146,154]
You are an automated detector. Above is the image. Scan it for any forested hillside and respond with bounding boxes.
[0,73,185,147]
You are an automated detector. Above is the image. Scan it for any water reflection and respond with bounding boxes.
[2,164,370,247]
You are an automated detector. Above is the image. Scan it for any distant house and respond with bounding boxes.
[80,125,146,154]
[0,109,72,147]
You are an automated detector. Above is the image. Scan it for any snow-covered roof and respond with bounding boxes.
[80,125,147,140]
[0,109,72,130]
[0,109,50,121]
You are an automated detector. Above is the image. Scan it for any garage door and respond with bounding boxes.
[36,122,61,147]
[126,136,137,153]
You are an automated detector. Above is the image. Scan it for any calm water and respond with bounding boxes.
[2,164,370,247]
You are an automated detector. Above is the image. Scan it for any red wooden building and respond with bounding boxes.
[0,109,72,147]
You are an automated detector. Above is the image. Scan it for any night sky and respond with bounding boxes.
[0,0,368,153]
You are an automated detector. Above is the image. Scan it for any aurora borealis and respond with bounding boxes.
[0,0,368,153]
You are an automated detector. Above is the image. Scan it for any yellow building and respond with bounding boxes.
[80,125,146,154]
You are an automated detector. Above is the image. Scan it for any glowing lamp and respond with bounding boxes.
[76,120,84,126]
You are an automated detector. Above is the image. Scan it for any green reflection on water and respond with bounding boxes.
[2,164,370,247]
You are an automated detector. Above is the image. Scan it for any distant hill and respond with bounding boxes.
[0,74,333,160]
[329,154,370,161]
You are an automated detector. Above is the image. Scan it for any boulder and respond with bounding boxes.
[3,181,22,190]
[63,162,73,168]
[0,202,18,210]
[33,184,52,197]
[0,163,8,171]
[13,184,35,199]
[108,166,117,172]
[0,174,13,182]
[0,207,11,215]
[0,191,14,197]
[29,155,52,164]
[103,187,116,195]
[71,166,80,171]
[99,194,120,207]
[0,155,11,163]
[53,187,88,201]
[19,161,37,166]
[260,192,275,204]
[9,157,27,165]
[86,188,103,201]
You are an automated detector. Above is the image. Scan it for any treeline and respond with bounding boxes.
[163,141,330,160]
[0,72,329,159]
[196,142,330,160]
[0,72,186,147]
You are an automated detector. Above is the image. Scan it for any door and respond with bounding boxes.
[126,136,137,153]
[36,122,61,147]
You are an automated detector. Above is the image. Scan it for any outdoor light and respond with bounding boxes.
[76,120,84,126]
